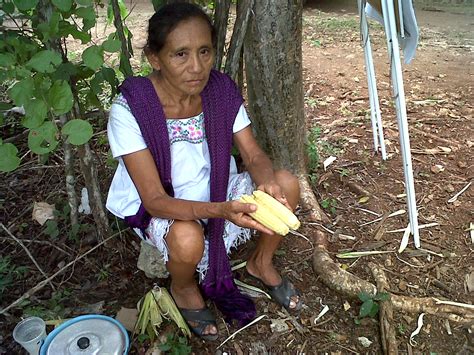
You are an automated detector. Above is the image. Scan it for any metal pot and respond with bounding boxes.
[40,315,129,355]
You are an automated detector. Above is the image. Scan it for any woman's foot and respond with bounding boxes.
[170,283,218,338]
[246,259,302,311]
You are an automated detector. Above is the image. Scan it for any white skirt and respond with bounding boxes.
[133,172,254,280]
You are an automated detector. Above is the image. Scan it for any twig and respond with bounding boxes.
[1,223,55,291]
[359,209,406,227]
[409,126,461,147]
[447,181,472,203]
[0,237,72,256]
[0,231,122,315]
[217,315,266,349]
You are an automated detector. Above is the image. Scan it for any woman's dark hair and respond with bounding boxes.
[146,2,216,54]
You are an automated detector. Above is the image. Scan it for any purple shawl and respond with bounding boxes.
[119,70,256,325]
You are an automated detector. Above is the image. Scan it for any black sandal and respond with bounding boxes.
[179,307,219,341]
[247,273,303,312]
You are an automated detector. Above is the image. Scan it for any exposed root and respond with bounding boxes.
[370,262,398,355]
[298,175,330,224]
[312,247,474,324]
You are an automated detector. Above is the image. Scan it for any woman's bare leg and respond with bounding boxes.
[166,220,217,335]
[246,169,301,308]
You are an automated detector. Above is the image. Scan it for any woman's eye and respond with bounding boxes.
[176,51,186,57]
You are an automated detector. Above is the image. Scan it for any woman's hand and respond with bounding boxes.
[256,181,292,210]
[220,200,275,235]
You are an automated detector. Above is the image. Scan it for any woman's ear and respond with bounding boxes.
[146,51,161,71]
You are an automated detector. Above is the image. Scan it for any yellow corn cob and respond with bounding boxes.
[239,195,290,236]
[252,190,301,230]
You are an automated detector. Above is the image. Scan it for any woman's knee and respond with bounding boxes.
[274,169,300,209]
[166,221,205,265]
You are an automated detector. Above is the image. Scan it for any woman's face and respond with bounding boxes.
[149,17,214,97]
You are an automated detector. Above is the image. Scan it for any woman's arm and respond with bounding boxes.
[233,126,290,209]
[122,148,274,233]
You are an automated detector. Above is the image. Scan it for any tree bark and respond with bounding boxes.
[213,0,231,71]
[244,0,305,174]
[312,247,474,324]
[60,114,79,226]
[243,0,328,222]
[224,0,253,81]
[77,144,109,241]
[110,0,133,77]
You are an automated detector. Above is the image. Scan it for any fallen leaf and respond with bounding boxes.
[358,196,370,204]
[430,164,445,174]
[32,201,55,225]
[343,301,351,311]
[358,337,373,348]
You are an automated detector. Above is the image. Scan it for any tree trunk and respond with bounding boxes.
[244,0,327,222]
[224,0,254,81]
[60,114,79,226]
[244,0,305,174]
[77,144,109,241]
[213,0,231,70]
[110,0,133,77]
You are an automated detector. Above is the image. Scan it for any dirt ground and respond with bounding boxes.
[1,1,473,354]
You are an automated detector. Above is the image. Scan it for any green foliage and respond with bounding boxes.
[355,292,390,323]
[320,198,337,215]
[0,0,123,172]
[158,334,192,355]
[23,289,72,320]
[0,257,29,301]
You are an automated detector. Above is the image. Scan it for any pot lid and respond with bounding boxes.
[40,315,129,355]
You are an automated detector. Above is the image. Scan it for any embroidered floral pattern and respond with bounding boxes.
[167,113,206,144]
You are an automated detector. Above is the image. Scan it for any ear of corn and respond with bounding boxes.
[239,194,290,236]
[134,286,191,342]
[252,190,301,230]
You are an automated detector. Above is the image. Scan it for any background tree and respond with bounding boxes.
[244,0,328,222]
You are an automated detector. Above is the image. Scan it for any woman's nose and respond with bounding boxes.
[189,53,203,73]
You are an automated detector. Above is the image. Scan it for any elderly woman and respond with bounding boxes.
[106,2,302,340]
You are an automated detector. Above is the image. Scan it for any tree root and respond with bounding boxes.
[298,175,330,224]
[312,246,474,324]
[370,262,398,355]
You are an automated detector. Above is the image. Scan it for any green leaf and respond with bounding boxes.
[37,12,60,41]
[62,119,93,145]
[75,6,95,21]
[26,50,62,73]
[52,62,78,81]
[48,80,74,115]
[28,121,59,154]
[22,99,48,129]
[359,299,374,318]
[0,53,15,67]
[75,0,92,5]
[52,0,72,12]
[358,292,372,303]
[3,1,15,14]
[8,78,34,106]
[102,38,121,53]
[373,292,390,302]
[44,220,59,238]
[82,45,103,70]
[13,0,39,11]
[0,143,21,172]
[368,302,379,318]
[151,0,166,12]
[0,102,13,111]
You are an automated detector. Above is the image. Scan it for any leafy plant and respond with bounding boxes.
[321,198,338,215]
[0,257,28,301]
[0,0,122,172]
[355,291,390,324]
[23,289,72,320]
[159,334,192,355]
